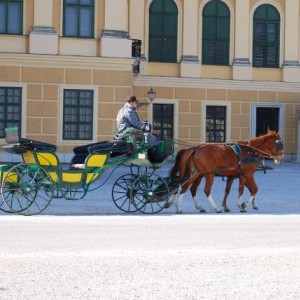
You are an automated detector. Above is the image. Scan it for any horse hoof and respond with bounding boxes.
[216,209,222,213]
[224,208,231,213]
[253,206,259,210]
[199,209,206,213]
[238,204,247,213]
[238,203,247,210]
[176,210,183,214]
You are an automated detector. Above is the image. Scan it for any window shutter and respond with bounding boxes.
[253,4,280,68]
[202,0,230,66]
[149,0,178,63]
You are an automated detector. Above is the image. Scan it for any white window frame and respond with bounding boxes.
[251,102,285,139]
[148,99,178,140]
[59,85,98,144]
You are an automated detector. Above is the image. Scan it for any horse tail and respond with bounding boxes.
[169,148,195,183]
[169,149,185,178]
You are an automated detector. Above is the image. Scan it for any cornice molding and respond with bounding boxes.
[134,76,300,92]
[0,53,132,71]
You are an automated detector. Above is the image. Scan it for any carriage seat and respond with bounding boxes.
[70,140,128,169]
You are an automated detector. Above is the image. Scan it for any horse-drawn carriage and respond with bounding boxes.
[0,126,284,215]
[0,127,176,215]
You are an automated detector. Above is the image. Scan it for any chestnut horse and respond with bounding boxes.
[167,131,284,213]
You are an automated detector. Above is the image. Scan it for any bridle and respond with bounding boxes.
[242,138,284,163]
[268,138,284,163]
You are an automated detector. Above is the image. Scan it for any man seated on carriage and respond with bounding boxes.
[115,95,158,146]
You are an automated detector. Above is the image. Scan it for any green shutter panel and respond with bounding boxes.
[163,14,177,62]
[216,17,229,65]
[202,17,216,65]
[149,14,164,61]
[253,45,264,67]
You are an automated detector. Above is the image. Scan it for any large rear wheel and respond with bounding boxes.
[0,198,13,213]
[130,173,169,214]
[1,163,54,215]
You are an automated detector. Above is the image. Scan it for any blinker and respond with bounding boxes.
[276,139,284,150]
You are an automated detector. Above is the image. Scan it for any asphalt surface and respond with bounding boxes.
[0,160,300,299]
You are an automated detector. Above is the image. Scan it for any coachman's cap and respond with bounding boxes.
[127,96,138,103]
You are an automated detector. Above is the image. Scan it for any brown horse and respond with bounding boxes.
[167,131,284,213]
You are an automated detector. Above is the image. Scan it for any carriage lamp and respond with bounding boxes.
[147,87,156,103]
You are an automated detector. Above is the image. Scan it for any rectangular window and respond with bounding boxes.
[152,104,174,140]
[0,0,23,34]
[63,89,94,140]
[256,107,279,137]
[206,106,226,142]
[0,87,22,138]
[63,0,94,38]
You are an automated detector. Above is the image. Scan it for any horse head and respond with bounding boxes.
[263,131,284,164]
[248,131,284,164]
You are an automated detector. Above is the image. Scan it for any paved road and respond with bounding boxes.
[1,161,300,299]
[1,214,300,300]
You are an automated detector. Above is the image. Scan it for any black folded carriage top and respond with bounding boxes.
[3,127,57,154]
[71,140,129,165]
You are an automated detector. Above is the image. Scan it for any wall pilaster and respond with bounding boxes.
[232,0,252,80]
[283,0,300,82]
[101,0,131,58]
[29,0,58,55]
[129,0,145,58]
[180,0,200,78]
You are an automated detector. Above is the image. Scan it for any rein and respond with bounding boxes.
[241,140,282,160]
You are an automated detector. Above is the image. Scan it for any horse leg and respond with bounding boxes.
[237,176,247,212]
[204,175,222,213]
[175,193,185,214]
[222,176,234,212]
[244,177,259,210]
[166,177,194,214]
[166,193,177,208]
[190,176,206,213]
[166,191,185,214]
[237,174,259,212]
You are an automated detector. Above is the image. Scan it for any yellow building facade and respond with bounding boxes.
[0,0,300,162]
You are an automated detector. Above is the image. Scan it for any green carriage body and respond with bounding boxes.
[0,127,175,215]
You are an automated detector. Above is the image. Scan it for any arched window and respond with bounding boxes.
[253,4,280,68]
[149,0,178,63]
[202,0,230,65]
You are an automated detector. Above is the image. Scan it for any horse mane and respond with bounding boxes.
[169,147,195,183]
[248,130,278,146]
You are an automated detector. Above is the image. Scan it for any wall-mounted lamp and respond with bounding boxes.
[137,87,156,108]
[147,87,156,103]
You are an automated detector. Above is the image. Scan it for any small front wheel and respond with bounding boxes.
[1,163,54,215]
[130,173,169,214]
[112,174,138,213]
